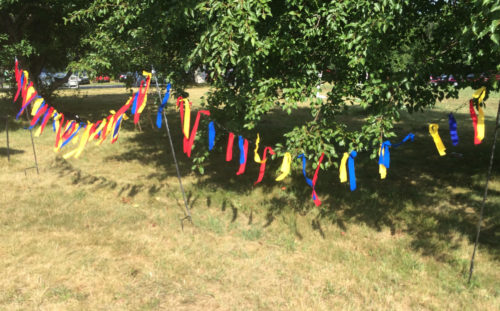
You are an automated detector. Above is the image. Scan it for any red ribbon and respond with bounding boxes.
[311,152,325,206]
[99,115,114,144]
[469,100,481,145]
[133,76,151,124]
[88,120,102,138]
[184,110,210,157]
[226,132,235,161]
[254,147,275,185]
[38,107,54,135]
[30,103,48,128]
[54,114,65,148]
[236,138,249,175]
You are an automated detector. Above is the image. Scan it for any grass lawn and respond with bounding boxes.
[0,85,499,310]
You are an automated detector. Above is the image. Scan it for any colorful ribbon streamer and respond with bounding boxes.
[185,110,210,157]
[208,121,215,151]
[254,147,275,185]
[35,107,55,137]
[378,141,391,179]
[469,100,483,145]
[473,87,486,105]
[392,133,415,148]
[448,113,459,146]
[226,132,235,161]
[297,153,325,206]
[156,83,171,128]
[429,123,446,156]
[236,136,249,175]
[340,151,357,191]
[254,133,265,163]
[275,152,292,181]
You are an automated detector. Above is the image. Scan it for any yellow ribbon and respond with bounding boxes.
[31,97,44,116]
[429,123,446,156]
[63,122,93,159]
[339,152,349,183]
[183,99,191,139]
[254,133,266,163]
[276,152,292,181]
[35,109,55,137]
[138,71,152,114]
[473,86,486,104]
[24,85,36,105]
[379,146,387,179]
[477,105,485,141]
[89,118,107,141]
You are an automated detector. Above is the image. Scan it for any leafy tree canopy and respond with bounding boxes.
[2,0,499,165]
[188,0,500,165]
[0,0,90,95]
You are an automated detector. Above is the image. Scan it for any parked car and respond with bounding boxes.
[96,75,110,83]
[75,71,90,85]
[38,72,54,87]
[68,75,79,88]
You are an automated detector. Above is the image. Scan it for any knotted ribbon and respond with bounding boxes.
[254,147,275,185]
[429,123,446,156]
[297,153,325,206]
[378,141,391,179]
[340,150,357,191]
[156,83,171,128]
[275,152,292,181]
[226,132,235,161]
[448,113,459,146]
[208,121,215,151]
[236,136,249,175]
[254,134,265,163]
[184,110,210,157]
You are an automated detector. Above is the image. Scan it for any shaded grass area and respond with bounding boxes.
[0,87,499,309]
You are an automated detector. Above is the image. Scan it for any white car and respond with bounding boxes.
[68,75,79,88]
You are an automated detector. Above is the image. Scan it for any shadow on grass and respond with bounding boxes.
[11,91,498,262]
[112,105,499,261]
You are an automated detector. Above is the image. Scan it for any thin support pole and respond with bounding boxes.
[468,101,500,284]
[151,67,192,225]
[29,129,39,175]
[5,116,10,162]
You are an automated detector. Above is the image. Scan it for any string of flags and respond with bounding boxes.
[12,59,152,159]
[11,60,491,207]
[158,87,490,206]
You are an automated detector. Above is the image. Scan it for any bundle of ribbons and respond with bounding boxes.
[429,87,487,156]
[12,60,490,207]
[12,59,152,159]
[166,95,421,207]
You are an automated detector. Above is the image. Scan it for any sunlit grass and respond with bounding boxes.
[0,85,499,309]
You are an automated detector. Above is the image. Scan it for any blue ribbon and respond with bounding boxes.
[60,123,83,148]
[113,115,124,137]
[131,91,139,114]
[378,141,391,169]
[448,113,459,146]
[208,121,215,150]
[392,133,415,148]
[348,150,357,191]
[156,83,171,128]
[238,135,246,165]
[28,102,46,129]
[52,112,58,132]
[297,153,313,187]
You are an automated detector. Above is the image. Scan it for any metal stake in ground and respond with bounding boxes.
[3,116,10,162]
[151,67,192,225]
[468,100,500,284]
